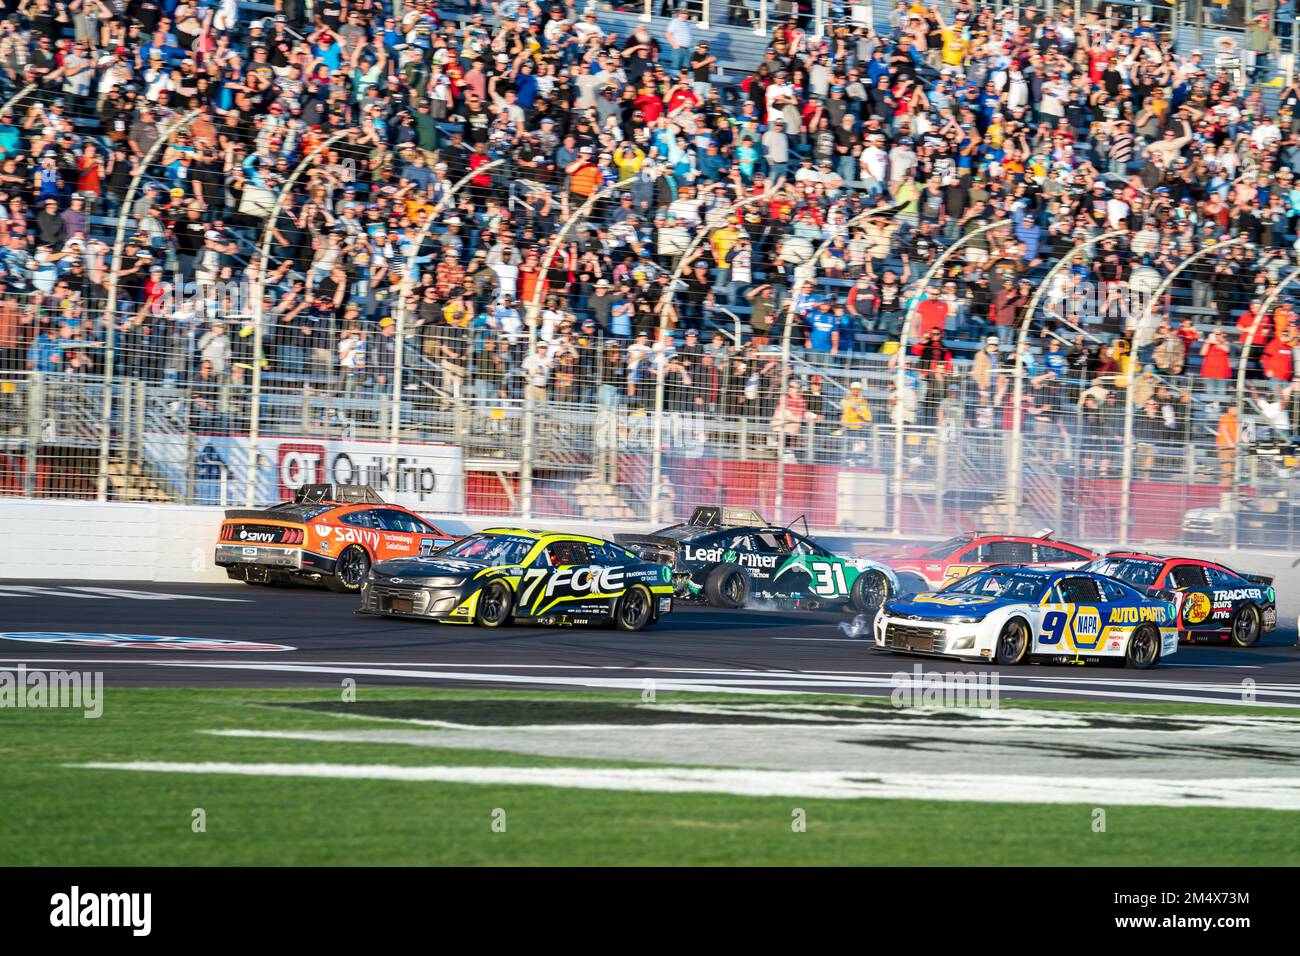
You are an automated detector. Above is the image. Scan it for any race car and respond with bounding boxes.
[359,529,673,630]
[215,484,456,592]
[881,530,1097,591]
[1083,552,1277,647]
[874,566,1178,668]
[617,506,898,612]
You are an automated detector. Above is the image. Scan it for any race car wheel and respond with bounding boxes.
[475,580,514,628]
[704,564,749,609]
[994,618,1030,666]
[1230,605,1261,647]
[1126,624,1161,668]
[615,584,654,632]
[849,570,891,613]
[328,545,371,593]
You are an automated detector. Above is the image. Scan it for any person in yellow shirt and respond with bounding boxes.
[838,380,873,461]
[613,142,645,181]
[931,4,969,70]
[710,215,743,267]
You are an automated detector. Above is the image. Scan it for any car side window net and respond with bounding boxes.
[1168,566,1209,589]
[1058,578,1103,604]
[546,542,591,567]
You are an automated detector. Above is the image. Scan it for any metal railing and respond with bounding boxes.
[7,356,1296,548]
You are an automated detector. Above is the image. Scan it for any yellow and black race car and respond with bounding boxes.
[358,529,674,631]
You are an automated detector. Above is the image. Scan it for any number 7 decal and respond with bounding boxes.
[1040,610,1068,645]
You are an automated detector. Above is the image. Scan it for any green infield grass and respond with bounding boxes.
[2,687,1298,866]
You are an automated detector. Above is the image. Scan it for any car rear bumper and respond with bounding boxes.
[215,544,303,570]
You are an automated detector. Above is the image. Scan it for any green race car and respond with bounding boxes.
[617,507,899,611]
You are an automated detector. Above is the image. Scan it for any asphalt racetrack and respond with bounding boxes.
[2,579,1299,706]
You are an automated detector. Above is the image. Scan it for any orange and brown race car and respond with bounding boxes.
[215,483,457,592]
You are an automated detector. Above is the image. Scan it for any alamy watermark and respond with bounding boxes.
[50,886,150,936]
[1050,279,1154,325]
[0,665,103,718]
[890,664,999,709]
[147,277,253,320]
[593,410,707,453]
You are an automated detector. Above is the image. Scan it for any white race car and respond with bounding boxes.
[875,567,1179,668]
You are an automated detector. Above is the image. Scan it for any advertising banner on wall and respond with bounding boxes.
[143,433,465,514]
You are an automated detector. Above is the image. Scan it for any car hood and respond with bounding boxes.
[370,557,504,581]
[883,592,1017,619]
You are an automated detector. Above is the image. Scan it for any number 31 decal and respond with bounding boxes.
[809,562,847,597]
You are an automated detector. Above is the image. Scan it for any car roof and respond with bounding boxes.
[976,565,1110,584]
[978,565,1058,577]
[480,528,611,547]
[1103,552,1229,571]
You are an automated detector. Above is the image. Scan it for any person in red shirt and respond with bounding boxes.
[633,83,664,124]
[915,284,949,341]
[665,80,698,116]
[1175,316,1201,351]
[1200,328,1233,405]
[1236,300,1272,347]
[468,142,495,189]
[1262,327,1295,384]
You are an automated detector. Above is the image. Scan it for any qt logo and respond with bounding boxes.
[278,442,326,498]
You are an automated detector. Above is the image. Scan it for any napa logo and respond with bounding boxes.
[1108,605,1169,625]
[1073,609,1101,637]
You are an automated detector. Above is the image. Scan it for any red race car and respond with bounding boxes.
[1084,552,1277,646]
[215,483,457,592]
[882,530,1097,592]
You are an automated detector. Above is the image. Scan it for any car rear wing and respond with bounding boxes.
[1242,572,1274,587]
[614,533,679,565]
[687,505,768,528]
[294,483,384,504]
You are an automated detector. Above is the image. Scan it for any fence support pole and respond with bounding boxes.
[246,129,352,507]
[649,185,778,524]
[390,160,504,503]
[1006,230,1127,534]
[892,218,1009,537]
[521,177,638,520]
[97,110,200,502]
[1231,264,1300,549]
[774,200,900,524]
[1118,236,1247,546]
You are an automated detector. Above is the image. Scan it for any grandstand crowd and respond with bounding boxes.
[0,0,1299,458]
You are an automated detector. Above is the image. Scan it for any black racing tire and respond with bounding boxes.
[894,571,930,596]
[1230,605,1261,648]
[849,570,891,613]
[994,618,1031,666]
[474,580,514,628]
[614,584,654,632]
[704,563,749,608]
[1126,624,1161,668]
[327,545,371,593]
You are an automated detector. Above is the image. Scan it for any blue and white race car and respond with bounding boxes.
[874,567,1178,668]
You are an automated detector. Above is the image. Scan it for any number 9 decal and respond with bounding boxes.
[1040,610,1067,645]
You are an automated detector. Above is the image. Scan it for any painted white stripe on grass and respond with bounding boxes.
[7,658,1300,712]
[4,658,1299,707]
[70,761,1300,808]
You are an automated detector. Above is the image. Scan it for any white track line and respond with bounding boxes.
[69,761,1300,809]
[4,658,1296,706]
